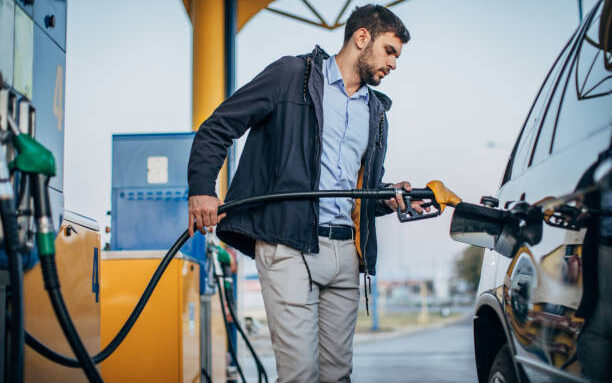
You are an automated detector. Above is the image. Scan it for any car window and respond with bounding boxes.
[504,31,578,182]
[530,64,570,166]
[552,1,612,154]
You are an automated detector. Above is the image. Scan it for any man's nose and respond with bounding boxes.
[388,57,396,70]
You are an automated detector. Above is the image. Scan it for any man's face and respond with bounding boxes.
[357,31,403,86]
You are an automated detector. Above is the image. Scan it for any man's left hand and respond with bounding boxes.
[384,181,430,214]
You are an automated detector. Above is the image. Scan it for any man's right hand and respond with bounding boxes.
[188,195,226,237]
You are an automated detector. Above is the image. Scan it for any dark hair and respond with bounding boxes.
[344,4,410,44]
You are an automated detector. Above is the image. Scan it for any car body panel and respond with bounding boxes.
[476,250,498,297]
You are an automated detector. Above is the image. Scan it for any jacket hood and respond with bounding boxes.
[304,45,393,112]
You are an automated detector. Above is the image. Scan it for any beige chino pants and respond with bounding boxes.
[255,237,360,383]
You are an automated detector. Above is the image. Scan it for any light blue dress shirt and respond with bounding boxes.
[319,56,370,227]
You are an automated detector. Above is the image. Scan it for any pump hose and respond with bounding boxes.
[1,199,25,383]
[29,173,103,382]
[215,276,247,383]
[223,278,269,383]
[218,188,433,212]
[20,188,434,369]
[21,229,190,367]
[40,256,103,383]
[201,367,212,383]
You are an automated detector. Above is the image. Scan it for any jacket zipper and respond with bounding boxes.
[312,122,322,252]
[376,114,384,148]
[362,145,375,274]
[362,112,384,273]
[360,143,376,315]
[309,54,323,253]
[362,112,383,314]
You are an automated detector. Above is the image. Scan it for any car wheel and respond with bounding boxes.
[488,344,518,383]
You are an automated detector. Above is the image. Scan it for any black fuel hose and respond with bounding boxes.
[22,188,434,369]
[41,261,103,383]
[201,367,212,383]
[223,279,269,383]
[1,199,25,383]
[32,174,103,382]
[215,276,247,383]
[21,228,190,368]
[21,228,190,367]
[219,188,433,213]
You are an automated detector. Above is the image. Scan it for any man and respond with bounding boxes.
[188,5,423,382]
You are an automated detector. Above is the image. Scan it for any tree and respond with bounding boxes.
[455,245,485,292]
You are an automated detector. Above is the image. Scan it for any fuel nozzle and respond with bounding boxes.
[7,128,57,260]
[395,180,462,222]
[216,245,234,303]
[425,180,462,213]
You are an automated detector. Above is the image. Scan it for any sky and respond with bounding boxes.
[64,0,594,282]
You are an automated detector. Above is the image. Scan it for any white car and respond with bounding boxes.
[451,1,612,382]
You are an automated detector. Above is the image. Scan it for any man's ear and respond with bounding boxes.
[353,27,371,50]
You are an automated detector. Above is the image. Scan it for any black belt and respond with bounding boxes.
[317,225,355,240]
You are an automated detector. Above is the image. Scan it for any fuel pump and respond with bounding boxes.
[0,87,25,383]
[2,95,103,382]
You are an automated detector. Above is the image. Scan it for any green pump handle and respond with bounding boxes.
[9,134,56,176]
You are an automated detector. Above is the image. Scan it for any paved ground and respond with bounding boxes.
[242,316,478,382]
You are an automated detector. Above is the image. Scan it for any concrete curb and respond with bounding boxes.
[241,313,473,357]
[353,313,472,344]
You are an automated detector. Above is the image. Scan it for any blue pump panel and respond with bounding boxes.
[0,0,66,270]
[111,133,195,189]
[15,0,33,17]
[33,20,65,191]
[33,0,66,50]
[110,133,209,290]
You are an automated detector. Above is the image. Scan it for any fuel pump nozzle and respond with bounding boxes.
[394,180,462,222]
[213,243,234,302]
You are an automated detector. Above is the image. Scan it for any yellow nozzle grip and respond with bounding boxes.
[426,180,462,213]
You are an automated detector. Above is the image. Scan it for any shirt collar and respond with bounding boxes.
[325,55,369,101]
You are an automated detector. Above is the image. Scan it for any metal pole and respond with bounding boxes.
[578,0,583,22]
[225,0,237,180]
[371,276,379,331]
[224,2,238,381]
[225,0,237,98]
[417,281,429,324]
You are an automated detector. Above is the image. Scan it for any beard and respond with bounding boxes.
[356,42,387,86]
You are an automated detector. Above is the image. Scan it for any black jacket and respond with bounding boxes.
[188,46,393,275]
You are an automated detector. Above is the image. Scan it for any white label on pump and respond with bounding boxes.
[147,156,168,184]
